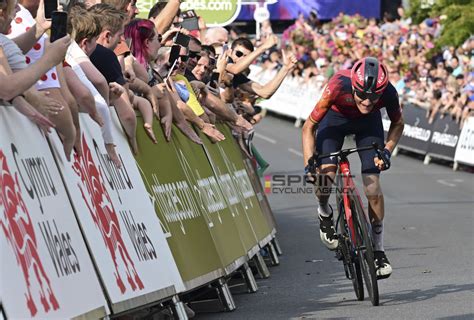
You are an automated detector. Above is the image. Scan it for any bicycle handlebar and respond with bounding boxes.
[310,142,388,166]
[316,143,379,161]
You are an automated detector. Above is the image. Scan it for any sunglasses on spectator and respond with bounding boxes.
[188,51,201,59]
[354,89,382,102]
[235,50,246,58]
[180,55,189,62]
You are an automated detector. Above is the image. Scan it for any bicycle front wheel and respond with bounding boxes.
[352,198,379,306]
[337,193,364,301]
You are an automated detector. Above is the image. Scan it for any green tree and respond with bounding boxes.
[408,0,473,49]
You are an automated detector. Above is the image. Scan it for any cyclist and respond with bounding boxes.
[302,57,405,279]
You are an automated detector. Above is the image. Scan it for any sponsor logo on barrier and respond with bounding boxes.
[120,210,157,262]
[403,121,431,141]
[218,173,240,206]
[0,149,59,316]
[217,144,255,210]
[150,175,201,234]
[197,176,226,214]
[431,131,458,147]
[72,135,144,294]
[94,140,133,203]
[38,220,80,278]
[11,144,57,214]
[459,127,474,150]
[234,169,255,199]
[175,148,227,227]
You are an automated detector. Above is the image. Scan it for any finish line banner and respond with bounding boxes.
[0,106,106,319]
[49,110,183,313]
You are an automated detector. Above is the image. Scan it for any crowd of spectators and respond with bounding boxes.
[0,0,297,171]
[256,9,473,129]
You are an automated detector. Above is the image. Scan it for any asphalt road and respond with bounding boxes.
[196,114,474,320]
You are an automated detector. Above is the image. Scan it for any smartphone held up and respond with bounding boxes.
[50,11,68,42]
[43,0,58,20]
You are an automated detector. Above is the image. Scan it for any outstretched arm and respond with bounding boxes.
[226,35,278,75]
[238,50,297,99]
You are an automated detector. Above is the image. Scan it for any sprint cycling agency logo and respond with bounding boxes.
[264,174,355,195]
[264,174,314,195]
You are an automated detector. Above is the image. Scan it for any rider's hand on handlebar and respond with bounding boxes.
[304,154,319,184]
[374,148,391,171]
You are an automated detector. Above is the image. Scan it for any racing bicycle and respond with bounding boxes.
[308,143,389,306]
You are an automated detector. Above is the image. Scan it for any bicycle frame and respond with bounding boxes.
[336,157,372,247]
[336,156,372,250]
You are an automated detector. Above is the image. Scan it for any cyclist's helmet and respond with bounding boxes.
[351,57,389,100]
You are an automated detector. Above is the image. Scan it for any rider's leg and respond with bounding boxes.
[362,174,384,251]
[315,164,337,216]
[315,110,347,249]
[355,111,392,277]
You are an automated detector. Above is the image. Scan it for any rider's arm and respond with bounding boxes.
[385,115,404,153]
[302,118,318,166]
[302,86,332,165]
[384,86,405,153]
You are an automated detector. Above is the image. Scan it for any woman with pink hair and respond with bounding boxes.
[125,18,203,144]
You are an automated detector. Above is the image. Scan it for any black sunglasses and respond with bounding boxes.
[354,89,381,102]
[179,55,189,62]
[188,51,201,59]
[235,50,245,58]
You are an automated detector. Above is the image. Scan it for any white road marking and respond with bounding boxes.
[255,132,276,144]
[437,179,456,187]
[288,148,303,157]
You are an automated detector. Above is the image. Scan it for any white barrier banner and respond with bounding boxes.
[454,117,474,166]
[248,65,321,120]
[0,107,106,319]
[49,109,183,309]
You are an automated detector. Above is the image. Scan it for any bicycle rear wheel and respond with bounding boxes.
[352,198,379,306]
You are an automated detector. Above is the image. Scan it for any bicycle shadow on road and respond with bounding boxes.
[436,314,474,320]
[380,283,474,306]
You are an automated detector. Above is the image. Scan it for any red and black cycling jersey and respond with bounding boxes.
[309,70,402,123]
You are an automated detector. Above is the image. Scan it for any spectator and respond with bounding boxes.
[6,0,78,160]
[125,18,203,144]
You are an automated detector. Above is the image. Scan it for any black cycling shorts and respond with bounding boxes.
[316,109,384,174]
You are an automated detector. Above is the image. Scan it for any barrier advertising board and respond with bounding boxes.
[215,125,273,247]
[173,128,249,273]
[0,107,106,319]
[454,117,474,166]
[427,114,461,161]
[134,118,224,290]
[49,111,183,313]
[382,104,433,155]
[196,128,259,256]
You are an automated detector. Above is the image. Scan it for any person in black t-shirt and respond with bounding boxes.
[89,4,157,145]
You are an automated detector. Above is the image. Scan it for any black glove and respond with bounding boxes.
[304,154,318,184]
[377,148,391,170]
